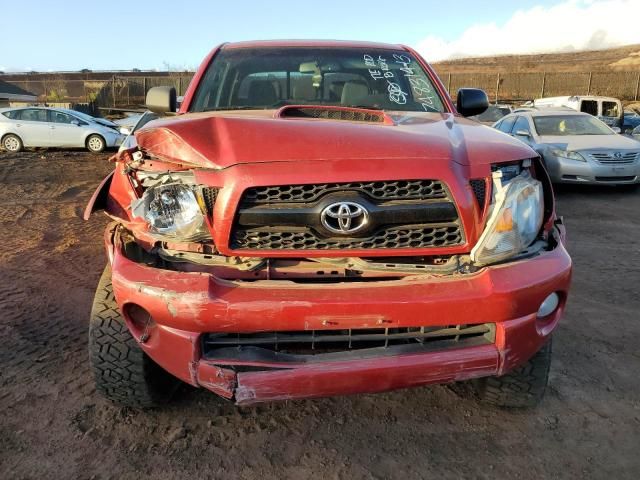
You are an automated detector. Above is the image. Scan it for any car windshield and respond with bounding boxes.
[66,110,95,122]
[474,106,511,122]
[189,47,445,113]
[533,115,613,136]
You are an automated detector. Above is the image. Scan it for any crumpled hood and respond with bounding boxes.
[540,134,640,151]
[134,110,535,169]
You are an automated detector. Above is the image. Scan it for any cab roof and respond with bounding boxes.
[222,39,407,51]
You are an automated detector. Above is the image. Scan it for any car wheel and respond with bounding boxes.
[2,134,23,152]
[475,338,552,408]
[89,266,180,408]
[86,134,106,153]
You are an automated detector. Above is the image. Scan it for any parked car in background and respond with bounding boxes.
[469,104,512,125]
[532,96,623,129]
[0,107,124,153]
[622,110,640,134]
[114,112,144,131]
[494,109,640,185]
[117,111,159,151]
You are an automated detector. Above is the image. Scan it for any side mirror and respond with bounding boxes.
[145,86,177,115]
[612,126,621,134]
[514,130,530,137]
[457,88,489,117]
[71,119,80,126]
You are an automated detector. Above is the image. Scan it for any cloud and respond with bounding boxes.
[416,0,640,62]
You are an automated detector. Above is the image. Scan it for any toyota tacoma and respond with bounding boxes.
[85,40,572,409]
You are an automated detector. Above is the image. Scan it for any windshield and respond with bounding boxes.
[64,110,95,122]
[189,47,445,113]
[474,106,510,122]
[533,115,614,136]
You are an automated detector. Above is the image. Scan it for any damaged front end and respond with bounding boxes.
[87,141,570,405]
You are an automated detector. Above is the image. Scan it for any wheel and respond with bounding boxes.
[2,134,23,152]
[475,338,552,408]
[86,134,106,153]
[88,266,179,408]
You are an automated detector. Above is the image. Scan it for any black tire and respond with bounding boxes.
[2,133,23,152]
[86,134,106,153]
[475,338,552,408]
[88,266,179,408]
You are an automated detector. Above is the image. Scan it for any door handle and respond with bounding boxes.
[50,126,55,129]
[16,123,21,127]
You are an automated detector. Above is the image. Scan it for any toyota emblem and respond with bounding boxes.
[614,152,623,159]
[320,201,369,234]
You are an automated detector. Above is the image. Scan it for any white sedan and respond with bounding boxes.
[0,107,124,153]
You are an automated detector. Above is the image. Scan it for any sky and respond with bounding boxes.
[0,0,639,72]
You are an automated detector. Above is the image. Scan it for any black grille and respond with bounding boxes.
[201,187,218,216]
[203,324,493,355]
[595,176,637,182]
[232,224,461,250]
[469,179,487,209]
[243,180,447,205]
[279,106,385,123]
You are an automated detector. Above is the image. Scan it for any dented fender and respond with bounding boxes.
[83,171,114,220]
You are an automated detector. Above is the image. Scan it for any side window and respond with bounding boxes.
[16,109,48,122]
[512,116,531,135]
[51,111,75,124]
[602,101,619,117]
[580,100,598,116]
[498,116,516,133]
[2,110,18,119]
[494,120,502,129]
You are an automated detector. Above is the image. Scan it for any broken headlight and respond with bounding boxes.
[470,167,543,265]
[132,184,210,241]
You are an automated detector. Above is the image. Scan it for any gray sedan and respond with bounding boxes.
[494,109,640,185]
[0,107,124,153]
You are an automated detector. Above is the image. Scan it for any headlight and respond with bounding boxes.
[550,148,586,162]
[471,169,543,265]
[132,184,210,241]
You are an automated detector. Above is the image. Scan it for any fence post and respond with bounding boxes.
[587,72,592,95]
[540,72,546,98]
[635,72,640,101]
[447,73,451,95]
[495,73,500,103]
[178,76,182,95]
[143,77,147,103]
[111,77,116,108]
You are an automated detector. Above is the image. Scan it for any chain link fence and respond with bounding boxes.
[5,71,640,109]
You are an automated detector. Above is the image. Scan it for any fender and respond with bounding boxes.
[83,171,114,220]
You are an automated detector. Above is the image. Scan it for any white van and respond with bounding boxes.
[532,96,623,129]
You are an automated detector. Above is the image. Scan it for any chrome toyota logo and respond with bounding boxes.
[321,201,369,234]
[614,152,623,159]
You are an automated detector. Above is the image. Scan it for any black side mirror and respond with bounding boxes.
[457,88,489,117]
[145,86,177,115]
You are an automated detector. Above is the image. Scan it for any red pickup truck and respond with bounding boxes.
[85,40,571,409]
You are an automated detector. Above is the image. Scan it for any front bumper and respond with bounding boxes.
[545,155,640,184]
[106,133,125,148]
[106,227,572,405]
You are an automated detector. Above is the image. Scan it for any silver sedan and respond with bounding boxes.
[0,107,124,153]
[494,109,640,185]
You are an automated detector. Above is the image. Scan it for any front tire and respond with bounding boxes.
[475,338,552,408]
[2,134,23,152]
[86,134,106,153]
[88,266,179,408]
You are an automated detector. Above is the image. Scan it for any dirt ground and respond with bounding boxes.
[0,149,639,480]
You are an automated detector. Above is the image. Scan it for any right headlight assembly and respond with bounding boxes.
[470,167,544,266]
[131,183,211,242]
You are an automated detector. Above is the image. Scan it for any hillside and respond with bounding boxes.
[432,44,640,74]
